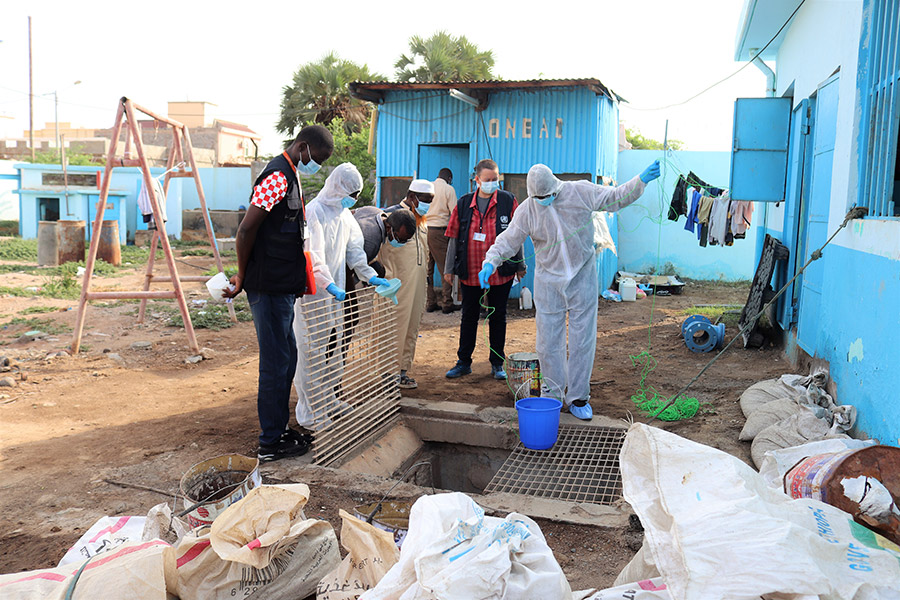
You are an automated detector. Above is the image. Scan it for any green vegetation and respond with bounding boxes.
[277,52,383,136]
[395,31,495,82]
[181,248,213,257]
[625,127,685,151]
[25,144,99,166]
[5,316,71,335]
[204,265,239,278]
[680,305,743,328]
[0,221,18,236]
[20,306,60,315]
[0,238,39,261]
[164,297,253,331]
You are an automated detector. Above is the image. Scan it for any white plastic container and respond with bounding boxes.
[520,286,533,310]
[205,271,234,303]
[619,278,637,302]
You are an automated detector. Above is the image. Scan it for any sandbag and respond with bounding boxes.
[738,396,807,441]
[621,423,900,600]
[584,578,670,600]
[142,502,191,546]
[174,484,340,600]
[0,540,174,600]
[57,515,146,566]
[317,509,401,600]
[750,408,847,468]
[613,543,660,587]
[739,376,804,418]
[359,492,572,600]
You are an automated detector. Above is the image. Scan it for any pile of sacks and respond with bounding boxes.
[738,366,857,467]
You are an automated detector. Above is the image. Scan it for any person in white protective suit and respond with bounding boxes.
[293,163,395,431]
[482,161,660,420]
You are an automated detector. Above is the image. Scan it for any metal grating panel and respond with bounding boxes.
[298,287,400,466]
[484,425,626,505]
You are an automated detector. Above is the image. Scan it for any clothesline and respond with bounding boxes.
[666,170,753,248]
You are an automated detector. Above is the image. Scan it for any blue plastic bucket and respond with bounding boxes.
[515,397,563,450]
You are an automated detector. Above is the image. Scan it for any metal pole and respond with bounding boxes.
[54,91,59,155]
[28,16,34,161]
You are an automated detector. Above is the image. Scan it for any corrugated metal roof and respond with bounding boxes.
[351,78,625,103]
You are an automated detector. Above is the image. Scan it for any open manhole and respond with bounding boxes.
[483,425,626,505]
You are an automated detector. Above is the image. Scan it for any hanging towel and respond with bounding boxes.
[138,179,167,229]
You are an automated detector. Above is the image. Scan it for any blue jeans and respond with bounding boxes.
[247,290,297,445]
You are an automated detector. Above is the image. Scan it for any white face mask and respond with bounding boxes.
[479,180,500,195]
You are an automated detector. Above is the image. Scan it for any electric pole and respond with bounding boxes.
[28,16,34,161]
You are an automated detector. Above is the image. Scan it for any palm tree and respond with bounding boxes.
[394,31,495,82]
[277,52,383,136]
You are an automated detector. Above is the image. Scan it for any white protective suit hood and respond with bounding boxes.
[311,162,364,220]
[526,164,563,199]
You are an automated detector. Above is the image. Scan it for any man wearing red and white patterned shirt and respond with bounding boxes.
[224,125,334,462]
[443,159,525,380]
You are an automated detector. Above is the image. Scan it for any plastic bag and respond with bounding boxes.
[621,423,900,600]
[141,502,192,546]
[360,492,572,600]
[317,510,401,600]
[0,540,174,599]
[57,515,146,566]
[174,484,340,600]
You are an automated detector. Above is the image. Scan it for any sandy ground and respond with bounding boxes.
[0,256,787,592]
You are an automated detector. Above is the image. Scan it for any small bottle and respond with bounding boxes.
[521,286,533,310]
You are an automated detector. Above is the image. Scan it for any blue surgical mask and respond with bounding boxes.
[341,196,357,210]
[535,195,555,206]
[296,145,321,175]
[480,181,500,195]
[387,231,406,248]
[415,202,430,216]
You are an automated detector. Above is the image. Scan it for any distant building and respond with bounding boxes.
[1,101,260,167]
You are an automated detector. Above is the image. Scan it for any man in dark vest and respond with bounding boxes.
[443,159,525,380]
[224,125,334,462]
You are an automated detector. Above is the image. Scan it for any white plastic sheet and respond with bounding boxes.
[621,423,900,600]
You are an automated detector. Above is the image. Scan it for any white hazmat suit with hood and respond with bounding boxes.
[294,163,377,430]
[484,164,648,415]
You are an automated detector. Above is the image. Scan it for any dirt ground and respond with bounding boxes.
[0,254,788,592]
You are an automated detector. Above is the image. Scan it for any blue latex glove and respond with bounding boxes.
[326,283,346,301]
[640,160,661,183]
[369,276,390,288]
[478,263,495,289]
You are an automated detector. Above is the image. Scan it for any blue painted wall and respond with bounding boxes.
[616,149,756,281]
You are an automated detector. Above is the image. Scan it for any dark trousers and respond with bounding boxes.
[426,227,453,309]
[247,290,297,446]
[457,279,513,367]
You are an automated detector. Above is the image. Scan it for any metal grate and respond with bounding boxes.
[483,425,626,505]
[298,287,400,466]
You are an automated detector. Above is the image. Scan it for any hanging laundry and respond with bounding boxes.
[707,193,732,246]
[730,200,754,238]
[668,175,688,220]
[138,179,167,230]
[697,195,714,225]
[684,188,702,236]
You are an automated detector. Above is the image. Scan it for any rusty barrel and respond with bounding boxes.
[57,220,86,264]
[97,220,121,266]
[37,221,59,266]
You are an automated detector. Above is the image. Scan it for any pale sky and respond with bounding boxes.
[0,0,765,156]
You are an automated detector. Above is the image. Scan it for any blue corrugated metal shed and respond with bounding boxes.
[350,79,622,203]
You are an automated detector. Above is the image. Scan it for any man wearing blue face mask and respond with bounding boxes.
[481,161,660,421]
[378,179,433,389]
[444,159,525,381]
[224,125,334,462]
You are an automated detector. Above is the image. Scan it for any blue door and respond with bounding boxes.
[797,74,839,354]
[730,97,792,202]
[778,99,810,328]
[417,144,470,199]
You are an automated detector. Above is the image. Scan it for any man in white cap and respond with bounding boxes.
[377,179,434,389]
[482,161,660,420]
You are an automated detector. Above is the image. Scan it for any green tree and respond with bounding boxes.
[625,127,685,151]
[27,144,98,165]
[293,118,377,206]
[277,52,382,137]
[395,31,495,82]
